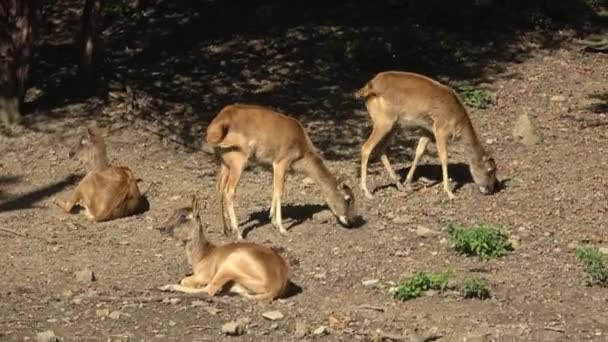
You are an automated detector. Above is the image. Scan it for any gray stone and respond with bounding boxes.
[362,279,380,287]
[36,330,59,342]
[313,325,328,336]
[108,311,122,320]
[221,321,245,336]
[294,322,309,338]
[75,268,95,283]
[416,225,438,238]
[550,95,566,102]
[261,310,284,321]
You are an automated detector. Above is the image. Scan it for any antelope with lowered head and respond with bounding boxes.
[356,71,498,200]
[157,195,292,302]
[206,104,357,240]
[53,126,142,221]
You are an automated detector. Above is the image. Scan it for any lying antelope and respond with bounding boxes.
[356,71,498,200]
[157,196,291,302]
[206,104,357,240]
[53,127,142,221]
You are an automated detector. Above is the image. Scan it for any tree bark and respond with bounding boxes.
[77,0,104,84]
[0,0,36,126]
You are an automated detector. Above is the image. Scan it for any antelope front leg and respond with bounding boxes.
[158,274,207,293]
[53,189,82,214]
[435,133,455,200]
[271,160,289,235]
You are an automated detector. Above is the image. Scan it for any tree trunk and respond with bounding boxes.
[77,0,104,84]
[0,0,36,126]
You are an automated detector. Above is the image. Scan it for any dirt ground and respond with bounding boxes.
[1,7,608,341]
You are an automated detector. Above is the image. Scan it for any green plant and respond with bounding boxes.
[393,271,452,301]
[448,223,511,260]
[460,277,490,299]
[575,246,608,287]
[457,85,492,109]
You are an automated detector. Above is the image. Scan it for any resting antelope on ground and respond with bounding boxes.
[157,195,291,302]
[355,71,498,200]
[53,126,142,221]
[206,104,357,240]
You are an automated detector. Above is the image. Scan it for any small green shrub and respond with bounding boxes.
[575,246,608,287]
[460,277,490,299]
[393,271,452,301]
[448,223,511,260]
[457,85,492,109]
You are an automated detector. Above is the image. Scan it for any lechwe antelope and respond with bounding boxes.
[53,127,142,221]
[157,196,291,302]
[356,71,498,200]
[206,104,357,240]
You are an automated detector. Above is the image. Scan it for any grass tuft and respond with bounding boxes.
[575,246,608,287]
[457,85,492,109]
[392,271,452,301]
[448,223,511,260]
[460,277,491,299]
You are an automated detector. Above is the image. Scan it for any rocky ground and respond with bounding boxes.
[1,3,608,341]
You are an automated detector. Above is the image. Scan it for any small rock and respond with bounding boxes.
[262,310,284,321]
[513,114,542,146]
[567,242,578,251]
[270,323,279,330]
[191,300,206,307]
[221,321,245,336]
[392,215,411,225]
[75,268,95,283]
[169,298,182,305]
[362,279,379,287]
[550,95,566,102]
[416,225,438,238]
[108,311,122,320]
[313,325,328,336]
[294,322,309,338]
[394,250,407,257]
[168,320,177,327]
[599,247,608,255]
[508,236,521,249]
[205,307,221,315]
[96,308,110,317]
[36,330,59,342]
[313,272,326,280]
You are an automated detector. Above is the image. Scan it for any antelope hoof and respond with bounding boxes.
[446,192,455,201]
[158,284,177,292]
[395,181,406,191]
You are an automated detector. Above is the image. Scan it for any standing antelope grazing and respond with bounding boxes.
[356,71,498,200]
[206,104,357,240]
[53,127,142,221]
[157,196,291,302]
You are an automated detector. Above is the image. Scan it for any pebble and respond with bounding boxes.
[221,321,245,336]
[36,330,59,342]
[75,268,95,283]
[294,322,309,338]
[362,279,380,287]
[169,298,182,305]
[416,225,438,238]
[262,310,284,321]
[550,95,566,102]
[108,311,122,320]
[313,325,328,336]
[95,308,110,317]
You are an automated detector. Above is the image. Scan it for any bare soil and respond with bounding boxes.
[1,4,608,341]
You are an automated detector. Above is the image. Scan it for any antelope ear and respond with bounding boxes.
[190,194,199,214]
